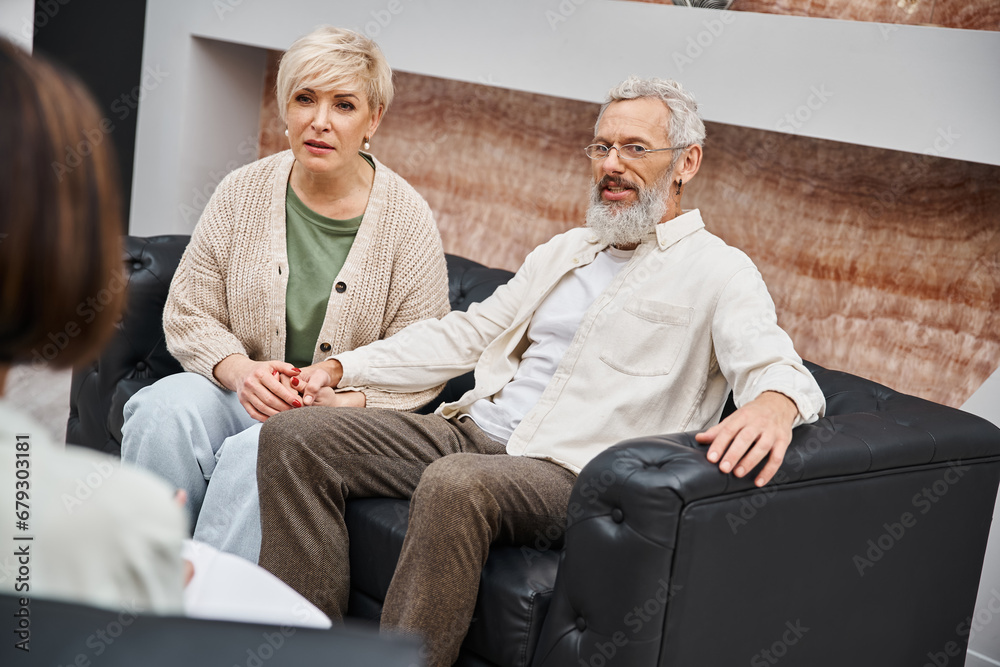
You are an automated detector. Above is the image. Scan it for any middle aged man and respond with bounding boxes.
[254,76,826,666]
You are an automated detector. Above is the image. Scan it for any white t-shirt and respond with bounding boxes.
[467,246,634,443]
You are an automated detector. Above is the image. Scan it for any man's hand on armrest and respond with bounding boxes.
[695,391,799,487]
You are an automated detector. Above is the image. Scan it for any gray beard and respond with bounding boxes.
[585,176,669,247]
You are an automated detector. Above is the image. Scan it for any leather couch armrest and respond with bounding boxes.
[530,436,698,667]
[533,394,1000,667]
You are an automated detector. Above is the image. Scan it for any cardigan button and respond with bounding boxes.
[335,281,347,293]
[319,342,332,353]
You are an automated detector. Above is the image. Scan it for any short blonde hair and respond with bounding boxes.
[276,26,393,123]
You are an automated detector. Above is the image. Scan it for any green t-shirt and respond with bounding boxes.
[283,169,369,367]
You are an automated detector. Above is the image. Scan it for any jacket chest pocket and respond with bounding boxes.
[599,300,694,376]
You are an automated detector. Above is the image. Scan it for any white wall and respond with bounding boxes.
[0,0,36,52]
[166,37,266,231]
[964,368,1000,429]
[963,371,1000,667]
[131,4,267,238]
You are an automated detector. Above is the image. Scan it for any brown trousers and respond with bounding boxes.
[256,406,577,667]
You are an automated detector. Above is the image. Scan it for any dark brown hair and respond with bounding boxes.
[0,39,124,369]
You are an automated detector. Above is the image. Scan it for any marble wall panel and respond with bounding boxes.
[258,51,284,163]
[929,0,1000,30]
[630,0,999,31]
[684,122,1000,408]
[258,63,999,408]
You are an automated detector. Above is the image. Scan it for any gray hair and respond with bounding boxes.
[596,76,706,148]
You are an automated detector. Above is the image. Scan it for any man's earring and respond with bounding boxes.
[363,136,371,151]
[675,179,683,196]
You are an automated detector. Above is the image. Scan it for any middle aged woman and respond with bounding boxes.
[121,26,450,563]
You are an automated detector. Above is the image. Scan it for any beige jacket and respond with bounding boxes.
[335,209,826,473]
[164,150,450,411]
[0,400,185,613]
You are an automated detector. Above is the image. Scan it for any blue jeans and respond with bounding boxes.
[121,372,264,562]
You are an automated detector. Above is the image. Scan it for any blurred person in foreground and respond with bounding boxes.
[120,26,450,562]
[255,76,827,666]
[0,37,185,613]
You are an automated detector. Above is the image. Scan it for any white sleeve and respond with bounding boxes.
[711,266,826,426]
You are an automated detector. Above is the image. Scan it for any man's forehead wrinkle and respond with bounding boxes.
[598,99,672,143]
[596,115,669,144]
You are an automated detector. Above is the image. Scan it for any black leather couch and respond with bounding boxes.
[68,235,1000,667]
[0,592,420,666]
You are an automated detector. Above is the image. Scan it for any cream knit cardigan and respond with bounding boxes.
[164,150,450,411]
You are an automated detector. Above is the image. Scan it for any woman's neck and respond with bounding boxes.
[0,365,8,398]
[290,154,374,211]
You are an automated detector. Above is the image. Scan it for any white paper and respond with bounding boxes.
[182,539,332,629]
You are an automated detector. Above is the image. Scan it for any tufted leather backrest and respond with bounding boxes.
[445,254,514,312]
[67,236,188,455]
[66,235,515,455]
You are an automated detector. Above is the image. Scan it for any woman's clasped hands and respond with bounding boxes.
[275,363,365,413]
[215,356,364,422]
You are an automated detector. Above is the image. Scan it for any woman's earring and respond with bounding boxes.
[363,137,371,151]
[284,128,289,137]
[675,179,683,196]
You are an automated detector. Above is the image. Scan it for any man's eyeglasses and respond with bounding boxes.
[583,144,687,160]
